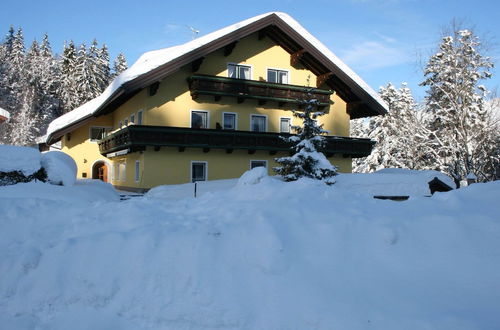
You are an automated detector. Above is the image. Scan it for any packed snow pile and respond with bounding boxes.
[1,171,499,329]
[40,151,78,186]
[237,166,270,186]
[0,145,77,186]
[336,168,454,197]
[0,145,41,176]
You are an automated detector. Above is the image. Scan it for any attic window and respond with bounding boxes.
[228,64,251,79]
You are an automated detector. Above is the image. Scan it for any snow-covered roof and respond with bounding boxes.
[46,12,388,144]
[0,106,10,121]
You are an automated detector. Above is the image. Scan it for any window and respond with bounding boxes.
[223,113,236,130]
[280,118,291,133]
[191,110,209,129]
[137,110,143,125]
[119,162,126,182]
[191,162,207,182]
[251,115,267,132]
[90,127,111,142]
[250,160,267,169]
[124,118,128,126]
[130,114,135,124]
[118,121,122,129]
[228,64,251,79]
[267,69,288,84]
[135,160,140,182]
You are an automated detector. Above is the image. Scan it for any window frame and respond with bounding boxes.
[250,114,268,132]
[279,117,292,133]
[190,110,210,129]
[191,161,208,183]
[89,126,112,143]
[227,63,253,80]
[222,112,237,130]
[250,160,268,170]
[137,110,143,125]
[134,160,140,182]
[266,67,290,84]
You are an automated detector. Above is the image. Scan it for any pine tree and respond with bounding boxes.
[274,92,338,184]
[112,52,128,77]
[59,40,78,112]
[421,27,497,184]
[353,83,429,173]
[97,43,111,90]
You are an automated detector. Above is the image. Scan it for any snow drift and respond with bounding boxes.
[1,172,499,329]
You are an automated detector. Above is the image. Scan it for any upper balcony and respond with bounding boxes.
[98,125,374,159]
[187,75,333,109]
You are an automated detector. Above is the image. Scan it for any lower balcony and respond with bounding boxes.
[98,125,375,158]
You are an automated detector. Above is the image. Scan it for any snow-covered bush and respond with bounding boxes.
[0,145,76,186]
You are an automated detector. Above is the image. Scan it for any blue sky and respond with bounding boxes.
[1,0,499,101]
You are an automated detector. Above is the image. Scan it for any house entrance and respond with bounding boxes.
[92,161,108,182]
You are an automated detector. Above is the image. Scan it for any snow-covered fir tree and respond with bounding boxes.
[0,26,123,145]
[421,27,498,184]
[59,40,78,113]
[352,83,429,173]
[112,53,128,78]
[274,92,338,184]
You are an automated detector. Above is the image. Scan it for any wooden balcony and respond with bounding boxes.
[98,125,374,158]
[187,75,333,108]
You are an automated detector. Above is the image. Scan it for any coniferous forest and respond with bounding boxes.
[0,26,127,146]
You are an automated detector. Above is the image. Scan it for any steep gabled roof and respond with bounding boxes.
[46,12,388,144]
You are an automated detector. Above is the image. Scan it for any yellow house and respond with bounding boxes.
[45,12,387,192]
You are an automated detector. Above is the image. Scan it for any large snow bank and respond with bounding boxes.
[1,174,499,329]
[0,145,41,176]
[41,151,78,186]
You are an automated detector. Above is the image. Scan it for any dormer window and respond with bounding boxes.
[267,69,288,84]
[228,64,251,79]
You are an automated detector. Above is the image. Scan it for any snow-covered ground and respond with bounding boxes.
[1,167,499,329]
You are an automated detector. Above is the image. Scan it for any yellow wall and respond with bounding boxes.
[61,114,113,179]
[63,32,354,190]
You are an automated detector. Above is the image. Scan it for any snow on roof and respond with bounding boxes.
[0,106,10,120]
[46,12,387,143]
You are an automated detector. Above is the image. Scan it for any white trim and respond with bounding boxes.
[266,67,290,84]
[190,110,210,129]
[227,62,253,80]
[250,114,268,132]
[134,160,140,183]
[137,110,144,125]
[190,161,208,182]
[90,159,111,181]
[250,160,268,170]
[279,116,292,133]
[222,112,238,130]
[89,126,112,143]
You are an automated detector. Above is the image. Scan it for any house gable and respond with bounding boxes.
[46,12,387,145]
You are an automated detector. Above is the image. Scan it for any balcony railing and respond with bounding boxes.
[98,125,374,158]
[187,75,332,108]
